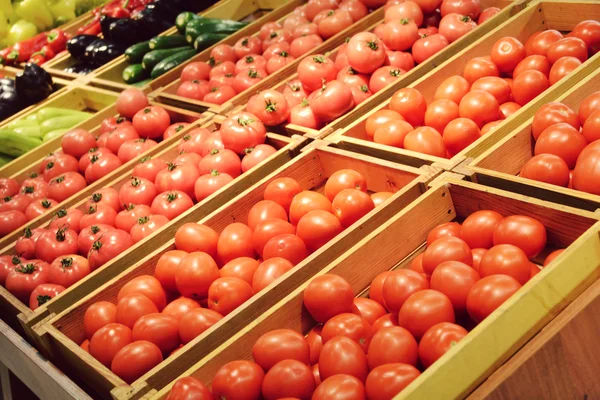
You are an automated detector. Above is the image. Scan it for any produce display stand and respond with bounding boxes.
[0,93,211,251]
[148,2,388,122]
[42,0,246,82]
[460,61,600,212]
[151,172,600,400]
[36,143,438,400]
[222,0,523,139]
[0,118,304,346]
[325,0,600,170]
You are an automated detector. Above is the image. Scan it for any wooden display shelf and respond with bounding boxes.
[460,64,600,212]
[325,0,600,170]
[62,0,289,91]
[0,89,210,251]
[467,278,600,400]
[149,172,600,400]
[148,2,388,124]
[0,117,303,347]
[220,0,522,139]
[37,143,439,400]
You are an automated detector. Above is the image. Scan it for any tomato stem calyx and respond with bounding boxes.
[42,199,52,208]
[23,227,32,238]
[46,162,54,170]
[61,257,73,270]
[55,208,67,218]
[91,225,101,234]
[244,147,254,154]
[23,186,34,194]
[166,193,178,202]
[265,99,278,113]
[366,40,380,51]
[92,193,102,202]
[138,216,150,224]
[16,263,37,274]
[37,295,52,306]
[210,169,220,176]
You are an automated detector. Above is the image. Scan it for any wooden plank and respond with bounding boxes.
[0,320,91,400]
[464,55,600,212]
[468,279,600,400]
[37,144,436,400]
[150,173,600,400]
[327,0,600,170]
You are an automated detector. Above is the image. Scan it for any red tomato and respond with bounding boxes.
[164,123,190,140]
[381,269,429,313]
[82,188,120,212]
[439,13,477,43]
[130,214,170,243]
[458,90,500,128]
[470,76,512,104]
[118,177,157,207]
[117,138,157,163]
[28,283,65,310]
[84,153,123,184]
[61,128,97,159]
[296,210,342,253]
[433,75,470,105]
[525,30,563,56]
[404,127,447,157]
[467,274,521,322]
[572,149,600,194]
[419,322,468,368]
[282,79,309,109]
[579,91,600,124]
[319,336,368,382]
[220,112,267,155]
[381,19,420,51]
[368,271,391,308]
[385,1,424,24]
[217,223,255,264]
[373,119,413,147]
[116,89,149,119]
[512,70,549,106]
[79,204,117,230]
[365,363,420,400]
[253,329,310,370]
[289,191,332,226]
[235,54,267,74]
[422,236,473,275]
[427,222,462,246]
[167,377,212,400]
[298,54,338,92]
[47,255,90,288]
[132,157,167,183]
[132,313,179,354]
[385,50,415,71]
[208,276,253,315]
[175,252,220,300]
[289,34,324,58]
[88,229,134,270]
[25,198,57,220]
[264,177,302,213]
[549,56,582,85]
[194,171,234,202]
[16,228,42,259]
[367,325,418,370]
[532,102,580,140]
[411,34,449,64]
[0,178,19,197]
[233,36,262,59]
[115,204,152,233]
[105,122,139,154]
[43,153,79,182]
[155,163,199,199]
[351,297,387,326]
[479,244,530,285]
[49,207,83,233]
[547,37,588,64]
[210,44,237,63]
[132,106,171,139]
[46,172,86,203]
[322,313,373,353]
[212,361,264,400]
[398,289,455,339]
[443,117,481,156]
[340,0,368,21]
[178,308,223,344]
[389,88,427,127]
[535,123,587,168]
[513,54,551,78]
[262,359,316,400]
[174,152,203,167]
[370,67,404,94]
[318,9,353,39]
[312,374,365,400]
[459,210,503,249]
[347,32,386,74]
[492,215,547,258]
[150,191,193,221]
[262,234,307,265]
[324,169,367,202]
[115,293,159,329]
[34,226,78,263]
[241,144,277,173]
[491,37,525,73]
[424,99,460,134]
[111,340,163,384]
[304,274,354,323]
[462,56,499,85]
[220,257,260,285]
[84,301,117,339]
[152,250,187,294]
[430,260,480,312]
[89,322,134,370]
[174,223,218,256]
[499,101,521,119]
[372,313,399,334]
[203,86,237,105]
[332,189,374,228]
[233,69,266,94]
[247,90,290,126]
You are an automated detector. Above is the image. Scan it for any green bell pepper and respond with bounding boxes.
[5,19,37,46]
[14,0,54,31]
[48,0,76,26]
[0,11,8,39]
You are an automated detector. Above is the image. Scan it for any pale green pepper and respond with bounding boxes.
[5,19,37,46]
[14,0,54,31]
[0,0,14,24]
[48,0,76,26]
[0,11,8,39]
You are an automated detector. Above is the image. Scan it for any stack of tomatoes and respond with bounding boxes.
[237,0,501,131]
[175,0,373,106]
[76,168,393,384]
[520,90,600,194]
[362,20,599,158]
[165,210,562,400]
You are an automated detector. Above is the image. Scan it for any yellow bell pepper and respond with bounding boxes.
[14,0,54,31]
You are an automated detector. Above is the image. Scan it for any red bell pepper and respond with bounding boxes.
[127,0,152,10]
[102,0,130,17]
[30,53,47,65]
[32,32,49,52]
[39,45,56,60]
[47,29,67,53]
[7,39,36,63]
[0,47,13,65]
[82,20,102,36]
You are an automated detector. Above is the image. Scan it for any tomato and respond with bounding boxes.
[232,35,261,59]
[512,70,549,106]
[332,189,374,228]
[295,210,342,254]
[117,177,156,207]
[194,170,234,202]
[398,289,455,340]
[491,37,525,74]
[460,210,503,249]
[424,99,460,135]
[389,88,427,127]
[152,251,187,296]
[351,298,387,327]
[215,222,255,264]
[443,117,481,156]
[385,51,415,71]
[309,80,355,123]
[346,32,386,74]
[411,34,449,64]
[262,234,306,266]
[292,22,319,40]
[549,56,582,86]
[572,149,600,194]
[47,255,90,288]
[164,123,190,141]
[80,223,113,255]
[46,172,86,203]
[470,76,512,105]
[0,178,19,198]
[385,1,423,24]
[116,88,149,119]
[381,19,419,52]
[381,269,428,313]
[131,313,179,354]
[88,229,134,270]
[264,177,302,214]
[79,204,118,230]
[43,154,79,182]
[85,153,123,184]
[369,67,403,94]
[252,328,310,371]
[150,191,193,221]
[288,191,331,226]
[246,90,291,127]
[404,127,448,157]
[259,21,282,41]
[319,335,368,382]
[492,215,547,258]
[430,260,480,312]
[208,276,253,315]
[130,157,165,183]
[110,340,163,384]
[304,274,354,323]
[322,313,373,353]
[25,198,57,220]
[115,204,152,233]
[479,244,530,285]
[118,138,158,163]
[266,51,296,74]
[115,293,159,329]
[174,223,219,257]
[28,283,65,310]
[174,152,203,167]
[419,322,468,368]
[372,313,399,334]
[241,144,277,173]
[313,374,365,400]
[233,69,265,94]
[261,359,315,400]
[155,163,200,200]
[235,54,267,74]
[210,43,237,63]
[130,214,170,243]
[59,128,96,160]
[0,210,26,236]
[212,360,264,400]
[531,102,580,140]
[471,248,487,272]
[84,301,117,339]
[318,9,353,39]
[535,123,587,168]
[175,130,210,156]
[178,308,223,344]
[512,55,551,79]
[366,325,419,371]
[569,20,600,52]
[175,252,220,300]
[499,101,521,119]
[81,189,119,214]
[582,110,600,145]
[283,80,309,109]
[297,54,338,92]
[0,193,33,213]
[340,0,368,21]
[322,170,367,203]
[458,90,500,128]
[89,322,133,368]
[427,222,462,246]
[525,30,563,56]
[423,236,473,275]
[462,57,499,85]
[220,112,267,155]
[368,271,391,308]
[408,253,425,276]
[203,86,237,105]
[34,226,78,263]
[131,106,170,139]
[365,363,420,400]
[373,119,413,147]
[290,34,324,58]
[579,91,600,124]
[0,255,24,285]
[547,37,588,64]
[105,122,140,154]
[167,377,212,400]
[439,13,477,43]
[220,257,260,286]
[467,274,521,322]
[432,76,469,107]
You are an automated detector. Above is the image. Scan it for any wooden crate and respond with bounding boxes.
[0,117,305,344]
[326,0,600,170]
[148,3,389,123]
[148,172,600,400]
[461,64,600,212]
[36,143,439,400]
[0,91,211,250]
[467,278,600,400]
[222,0,523,139]
[42,0,269,83]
